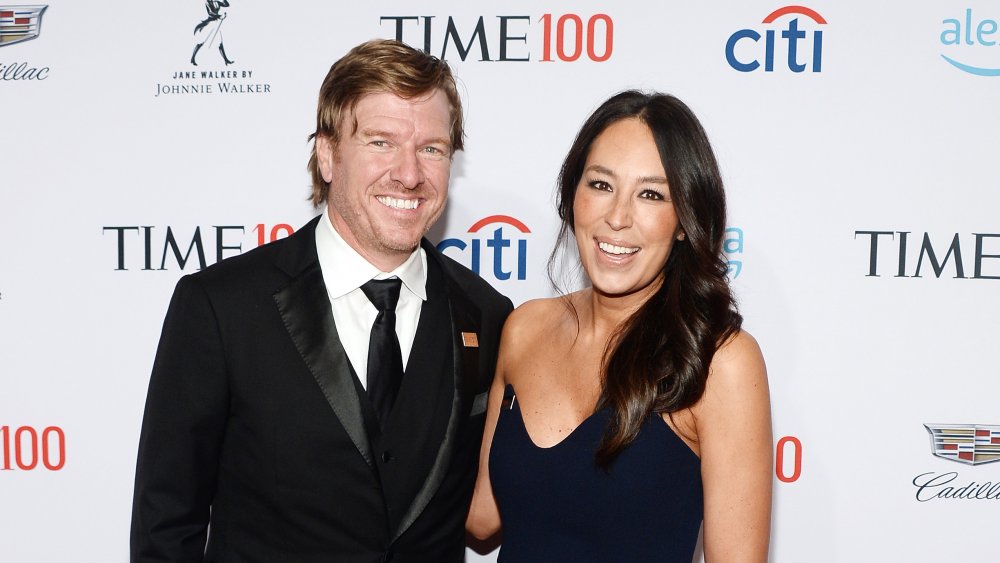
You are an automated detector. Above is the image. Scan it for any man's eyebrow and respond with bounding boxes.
[358,127,397,138]
[424,137,452,149]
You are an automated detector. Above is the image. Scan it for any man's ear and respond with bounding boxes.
[316,135,336,183]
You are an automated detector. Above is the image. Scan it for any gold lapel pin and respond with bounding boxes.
[461,332,479,348]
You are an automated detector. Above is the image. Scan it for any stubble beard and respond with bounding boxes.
[329,193,434,261]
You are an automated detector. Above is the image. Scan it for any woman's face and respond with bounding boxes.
[573,118,684,298]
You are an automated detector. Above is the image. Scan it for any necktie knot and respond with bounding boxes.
[361,278,402,312]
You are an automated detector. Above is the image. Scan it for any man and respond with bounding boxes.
[131,39,512,562]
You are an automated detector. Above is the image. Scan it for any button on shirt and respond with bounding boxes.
[315,210,426,388]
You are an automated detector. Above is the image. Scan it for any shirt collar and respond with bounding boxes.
[316,208,428,301]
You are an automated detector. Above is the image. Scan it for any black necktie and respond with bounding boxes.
[360,278,404,428]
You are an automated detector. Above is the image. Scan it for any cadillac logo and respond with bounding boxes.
[924,423,1000,466]
[0,5,47,47]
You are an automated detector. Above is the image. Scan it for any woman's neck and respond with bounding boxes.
[578,277,662,340]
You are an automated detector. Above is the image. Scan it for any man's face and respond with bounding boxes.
[317,89,453,271]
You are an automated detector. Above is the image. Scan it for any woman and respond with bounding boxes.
[467,91,772,562]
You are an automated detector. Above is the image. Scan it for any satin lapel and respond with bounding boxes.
[392,251,482,542]
[273,261,375,470]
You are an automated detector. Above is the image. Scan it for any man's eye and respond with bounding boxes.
[370,140,388,147]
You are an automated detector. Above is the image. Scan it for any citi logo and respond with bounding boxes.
[940,9,1000,76]
[437,215,530,281]
[726,6,826,73]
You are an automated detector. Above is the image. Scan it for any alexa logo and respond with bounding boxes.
[940,9,1000,76]
[724,227,744,279]
[726,5,826,73]
[437,215,530,281]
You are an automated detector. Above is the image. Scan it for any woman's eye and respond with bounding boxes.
[588,180,612,191]
[639,189,666,201]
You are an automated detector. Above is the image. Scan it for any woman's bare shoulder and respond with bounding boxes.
[695,329,769,418]
[712,329,766,377]
[498,294,580,368]
[503,295,577,335]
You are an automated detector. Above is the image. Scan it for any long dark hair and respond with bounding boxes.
[553,91,742,468]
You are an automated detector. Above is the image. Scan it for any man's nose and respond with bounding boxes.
[390,150,423,189]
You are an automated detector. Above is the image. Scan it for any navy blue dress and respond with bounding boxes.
[489,385,703,562]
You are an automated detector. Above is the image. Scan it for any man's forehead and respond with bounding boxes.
[349,90,451,126]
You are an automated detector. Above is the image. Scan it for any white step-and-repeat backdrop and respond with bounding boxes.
[2,1,999,561]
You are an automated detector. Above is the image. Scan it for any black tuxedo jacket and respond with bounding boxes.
[131,216,512,562]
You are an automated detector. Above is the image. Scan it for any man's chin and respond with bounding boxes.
[378,223,431,246]
[379,237,423,255]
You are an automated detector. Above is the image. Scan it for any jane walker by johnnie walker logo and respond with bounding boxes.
[154,1,271,98]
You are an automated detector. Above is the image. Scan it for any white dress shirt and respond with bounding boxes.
[315,209,427,389]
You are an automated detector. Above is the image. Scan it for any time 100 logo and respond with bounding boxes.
[381,13,613,62]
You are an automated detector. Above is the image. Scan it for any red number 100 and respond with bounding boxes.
[540,14,614,62]
[1,426,66,471]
